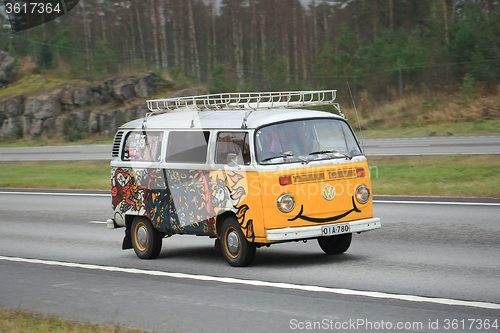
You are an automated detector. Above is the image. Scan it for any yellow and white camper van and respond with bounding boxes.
[108,90,380,266]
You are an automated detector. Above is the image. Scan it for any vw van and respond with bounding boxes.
[108,90,381,266]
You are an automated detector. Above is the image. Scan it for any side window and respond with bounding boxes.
[216,132,251,165]
[166,131,210,163]
[122,131,163,161]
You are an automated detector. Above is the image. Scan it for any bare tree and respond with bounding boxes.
[293,1,299,83]
[211,0,217,66]
[232,17,244,88]
[187,0,201,81]
[151,0,161,70]
[442,0,450,45]
[133,0,147,71]
[311,0,319,60]
[372,0,379,40]
[80,0,93,75]
[301,3,308,80]
[260,12,266,69]
[159,0,169,74]
[389,0,394,30]
[97,0,107,42]
[250,0,257,72]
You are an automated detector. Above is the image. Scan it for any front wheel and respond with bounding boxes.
[318,233,352,254]
[220,217,256,267]
[131,217,163,259]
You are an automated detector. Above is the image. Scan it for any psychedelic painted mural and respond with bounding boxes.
[111,168,146,222]
[111,167,255,240]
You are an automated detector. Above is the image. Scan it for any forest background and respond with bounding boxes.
[1,0,498,99]
[0,0,499,195]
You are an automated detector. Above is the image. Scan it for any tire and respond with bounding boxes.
[220,217,256,267]
[131,217,163,259]
[318,233,352,255]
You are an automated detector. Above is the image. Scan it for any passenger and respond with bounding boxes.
[257,130,282,161]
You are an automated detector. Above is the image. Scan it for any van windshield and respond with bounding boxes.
[255,119,362,164]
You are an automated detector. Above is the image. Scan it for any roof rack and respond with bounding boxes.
[143,90,344,129]
[147,90,340,112]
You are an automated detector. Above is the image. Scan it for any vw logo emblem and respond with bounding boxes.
[322,185,336,201]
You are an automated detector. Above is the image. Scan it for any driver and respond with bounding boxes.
[289,123,322,156]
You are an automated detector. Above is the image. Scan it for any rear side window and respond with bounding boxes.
[166,131,210,163]
[122,131,163,161]
[216,132,251,165]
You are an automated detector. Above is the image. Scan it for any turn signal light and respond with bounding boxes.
[356,167,366,178]
[279,175,292,186]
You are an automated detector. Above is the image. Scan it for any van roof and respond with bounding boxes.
[120,108,344,131]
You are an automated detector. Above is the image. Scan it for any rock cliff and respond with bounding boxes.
[0,72,181,140]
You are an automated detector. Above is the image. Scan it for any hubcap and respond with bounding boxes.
[137,225,148,247]
[227,230,240,254]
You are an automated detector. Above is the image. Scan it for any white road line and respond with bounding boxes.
[374,200,500,206]
[366,153,492,156]
[88,221,107,224]
[1,255,499,310]
[0,191,109,197]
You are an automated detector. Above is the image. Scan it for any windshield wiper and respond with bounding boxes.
[260,153,294,163]
[309,149,352,160]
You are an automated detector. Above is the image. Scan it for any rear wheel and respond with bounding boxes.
[131,217,162,259]
[318,233,352,254]
[220,217,256,267]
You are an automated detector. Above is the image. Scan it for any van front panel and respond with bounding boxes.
[258,160,374,233]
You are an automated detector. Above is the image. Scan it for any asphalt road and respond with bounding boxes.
[0,144,112,162]
[0,190,499,332]
[361,135,500,156]
[0,135,498,161]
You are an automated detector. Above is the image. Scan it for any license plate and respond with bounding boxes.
[321,223,350,236]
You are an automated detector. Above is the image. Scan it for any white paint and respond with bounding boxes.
[1,255,499,310]
[366,153,489,156]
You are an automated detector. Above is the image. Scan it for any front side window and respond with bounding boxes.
[166,131,210,163]
[255,119,362,164]
[122,131,163,161]
[216,132,251,165]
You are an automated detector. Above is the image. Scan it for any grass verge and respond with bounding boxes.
[315,90,500,138]
[0,137,114,148]
[0,307,146,333]
[369,155,500,198]
[0,161,110,190]
[1,155,499,198]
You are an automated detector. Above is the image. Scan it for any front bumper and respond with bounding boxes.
[266,218,381,241]
[107,219,119,229]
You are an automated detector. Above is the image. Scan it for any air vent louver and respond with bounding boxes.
[111,131,124,158]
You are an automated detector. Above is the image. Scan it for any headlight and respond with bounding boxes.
[355,185,370,204]
[277,194,295,213]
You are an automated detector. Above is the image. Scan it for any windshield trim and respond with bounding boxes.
[254,117,362,165]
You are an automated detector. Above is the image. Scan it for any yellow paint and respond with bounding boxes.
[211,161,374,244]
[260,162,373,234]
